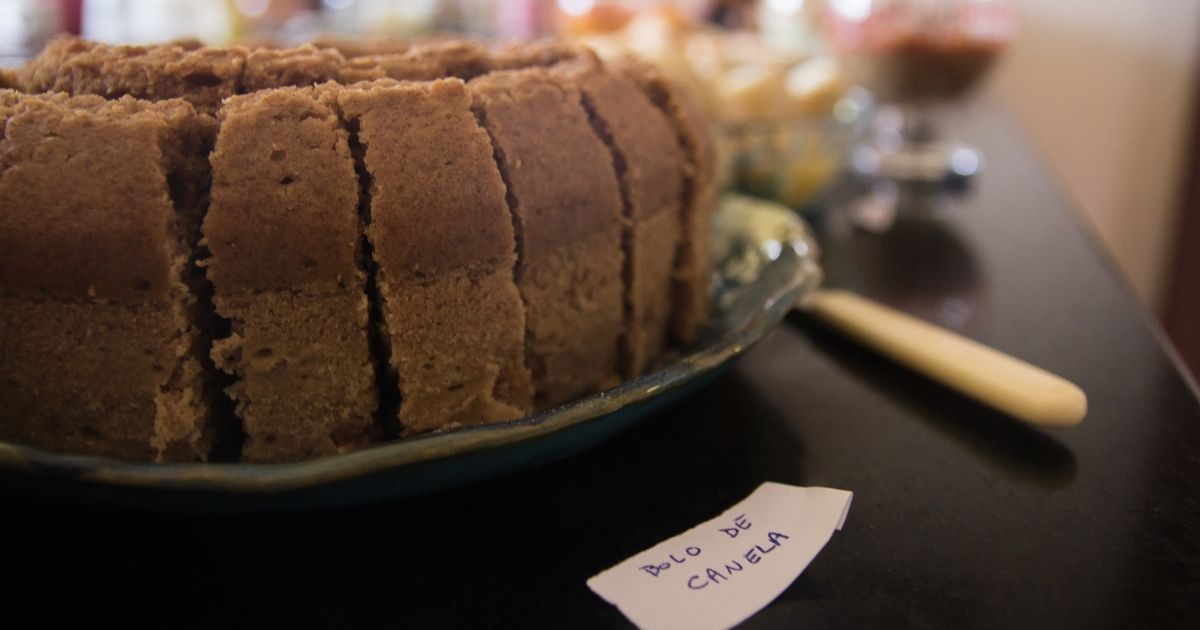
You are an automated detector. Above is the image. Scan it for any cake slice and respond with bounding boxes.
[241,45,345,92]
[339,79,533,432]
[0,91,217,461]
[552,52,685,377]
[17,36,245,114]
[613,58,718,345]
[469,69,625,407]
[204,86,378,462]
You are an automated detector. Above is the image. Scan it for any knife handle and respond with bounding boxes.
[805,290,1087,426]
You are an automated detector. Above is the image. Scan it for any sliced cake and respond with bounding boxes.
[2,36,720,461]
[339,79,533,432]
[469,68,625,407]
[204,86,378,462]
[0,91,217,460]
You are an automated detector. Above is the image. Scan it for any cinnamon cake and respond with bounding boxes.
[0,37,717,462]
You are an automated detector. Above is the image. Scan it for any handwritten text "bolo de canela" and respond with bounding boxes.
[639,514,790,590]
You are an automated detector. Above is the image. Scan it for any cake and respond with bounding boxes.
[0,91,216,461]
[339,79,534,431]
[469,68,625,407]
[0,37,717,462]
[204,87,378,462]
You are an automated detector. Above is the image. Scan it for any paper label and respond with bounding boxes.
[587,482,852,630]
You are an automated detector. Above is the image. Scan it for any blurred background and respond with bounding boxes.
[1,0,1197,377]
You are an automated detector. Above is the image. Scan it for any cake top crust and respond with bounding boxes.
[241,44,346,93]
[18,36,246,115]
[309,35,412,59]
[0,90,209,301]
[335,40,493,84]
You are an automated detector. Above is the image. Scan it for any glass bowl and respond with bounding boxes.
[721,86,872,208]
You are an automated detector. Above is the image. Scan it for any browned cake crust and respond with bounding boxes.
[310,36,411,59]
[204,86,377,462]
[469,69,625,407]
[336,40,493,83]
[490,40,584,70]
[0,68,16,90]
[241,45,345,92]
[0,91,216,460]
[339,79,533,432]
[17,36,245,115]
[613,57,717,346]
[552,52,684,377]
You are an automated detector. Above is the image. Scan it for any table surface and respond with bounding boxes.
[4,101,1200,628]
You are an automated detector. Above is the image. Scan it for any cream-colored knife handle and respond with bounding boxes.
[806,289,1087,426]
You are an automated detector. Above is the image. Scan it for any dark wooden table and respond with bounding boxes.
[3,102,1199,628]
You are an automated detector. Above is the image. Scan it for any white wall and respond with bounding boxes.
[985,0,1200,312]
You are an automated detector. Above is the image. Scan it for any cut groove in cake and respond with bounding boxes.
[203,86,378,462]
[339,79,533,432]
[554,53,685,377]
[340,108,402,441]
[0,91,219,461]
[613,58,717,346]
[576,92,637,375]
[469,69,625,408]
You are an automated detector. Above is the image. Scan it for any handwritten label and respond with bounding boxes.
[587,483,852,630]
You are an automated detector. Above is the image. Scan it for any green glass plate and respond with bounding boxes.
[0,195,821,510]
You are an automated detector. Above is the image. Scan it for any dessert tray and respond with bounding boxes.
[0,195,821,510]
